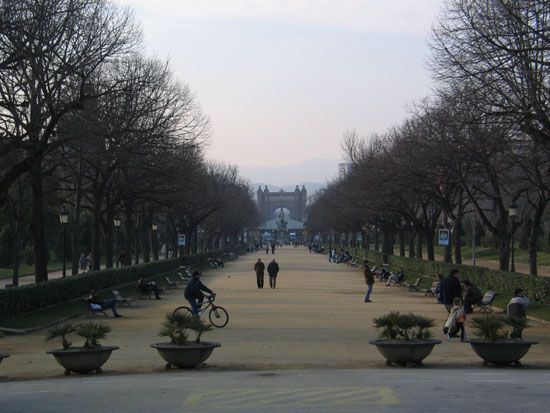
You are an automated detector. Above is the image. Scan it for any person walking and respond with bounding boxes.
[265,245,269,255]
[79,253,88,273]
[254,258,265,289]
[267,258,280,289]
[440,268,462,313]
[444,297,467,341]
[363,260,375,302]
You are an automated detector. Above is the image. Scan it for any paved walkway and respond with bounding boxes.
[1,247,549,381]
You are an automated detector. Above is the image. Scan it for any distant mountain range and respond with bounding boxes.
[239,158,339,194]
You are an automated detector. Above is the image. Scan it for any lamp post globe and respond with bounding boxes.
[114,217,121,268]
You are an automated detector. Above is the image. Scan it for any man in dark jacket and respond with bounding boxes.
[254,258,266,289]
[184,271,215,315]
[267,259,280,289]
[440,269,462,313]
[463,279,483,314]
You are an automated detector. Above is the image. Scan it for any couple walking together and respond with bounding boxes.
[254,258,279,289]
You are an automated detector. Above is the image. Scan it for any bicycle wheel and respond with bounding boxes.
[174,306,192,316]
[208,305,229,328]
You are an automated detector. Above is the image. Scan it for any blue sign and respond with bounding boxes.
[178,234,186,246]
[438,229,450,246]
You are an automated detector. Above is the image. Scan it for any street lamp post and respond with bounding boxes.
[114,217,121,267]
[362,225,368,261]
[509,204,518,272]
[59,208,69,277]
[152,223,158,261]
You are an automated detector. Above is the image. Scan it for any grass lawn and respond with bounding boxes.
[0,261,65,280]
[432,245,550,266]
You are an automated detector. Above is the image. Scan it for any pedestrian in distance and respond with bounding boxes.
[440,268,462,313]
[265,245,269,255]
[254,258,266,289]
[79,253,87,272]
[267,258,280,289]
[363,260,375,302]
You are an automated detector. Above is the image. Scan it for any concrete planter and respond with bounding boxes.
[468,339,538,366]
[369,339,441,367]
[47,346,119,375]
[151,341,221,369]
[0,352,9,365]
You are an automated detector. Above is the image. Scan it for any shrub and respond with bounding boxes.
[46,321,110,348]
[46,323,75,349]
[74,322,111,347]
[374,312,434,340]
[159,311,213,344]
[0,248,234,317]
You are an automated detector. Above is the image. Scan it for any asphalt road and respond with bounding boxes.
[2,368,550,413]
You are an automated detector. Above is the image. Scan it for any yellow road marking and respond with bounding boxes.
[184,386,399,409]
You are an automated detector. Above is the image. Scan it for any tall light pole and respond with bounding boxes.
[59,208,69,277]
[152,223,158,261]
[362,225,368,261]
[509,204,518,272]
[114,217,121,267]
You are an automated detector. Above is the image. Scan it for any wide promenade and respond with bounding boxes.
[1,246,550,381]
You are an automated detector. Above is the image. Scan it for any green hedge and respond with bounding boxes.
[367,250,550,303]
[0,249,234,317]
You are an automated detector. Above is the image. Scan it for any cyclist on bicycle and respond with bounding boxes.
[184,271,215,315]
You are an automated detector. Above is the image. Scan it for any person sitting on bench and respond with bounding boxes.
[138,278,162,299]
[386,268,405,286]
[88,290,122,318]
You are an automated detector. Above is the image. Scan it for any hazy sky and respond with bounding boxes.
[116,0,440,180]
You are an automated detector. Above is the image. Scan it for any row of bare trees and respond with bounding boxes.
[0,0,258,285]
[307,0,550,275]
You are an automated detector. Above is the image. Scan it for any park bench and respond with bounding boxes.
[111,290,133,307]
[424,281,439,296]
[474,291,497,313]
[407,278,422,292]
[178,272,189,283]
[164,276,179,289]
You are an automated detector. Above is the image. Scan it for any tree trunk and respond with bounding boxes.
[102,215,114,269]
[399,227,405,256]
[408,232,415,258]
[143,229,151,263]
[91,201,102,271]
[425,228,435,261]
[29,167,49,283]
[374,228,380,252]
[71,189,82,275]
[454,218,462,265]
[497,228,510,271]
[415,230,423,260]
[12,219,20,287]
[528,196,548,275]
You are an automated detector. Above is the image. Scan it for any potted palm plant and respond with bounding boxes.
[369,312,441,367]
[468,314,537,367]
[46,322,119,375]
[151,311,220,369]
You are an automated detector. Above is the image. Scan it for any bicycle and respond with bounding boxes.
[174,295,229,328]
